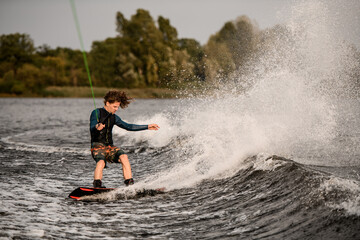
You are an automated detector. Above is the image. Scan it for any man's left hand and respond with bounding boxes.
[148,124,160,130]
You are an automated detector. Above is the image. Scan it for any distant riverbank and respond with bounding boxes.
[0,86,178,99]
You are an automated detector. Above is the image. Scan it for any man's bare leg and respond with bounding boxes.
[94,160,105,180]
[119,154,132,180]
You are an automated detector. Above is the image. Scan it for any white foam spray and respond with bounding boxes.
[118,0,359,190]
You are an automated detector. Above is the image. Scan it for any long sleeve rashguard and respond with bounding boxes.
[90,108,148,145]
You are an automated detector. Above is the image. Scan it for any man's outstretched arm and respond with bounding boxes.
[115,115,159,131]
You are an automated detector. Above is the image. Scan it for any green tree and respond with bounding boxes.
[158,16,178,49]
[33,46,88,87]
[89,38,122,87]
[16,64,46,94]
[114,9,198,88]
[59,48,88,86]
[42,56,67,86]
[36,44,57,57]
[0,70,15,93]
[115,52,145,88]
[115,9,164,87]
[0,61,13,80]
[0,33,35,76]
[204,39,235,82]
[145,54,159,86]
[203,15,259,82]
[178,38,205,80]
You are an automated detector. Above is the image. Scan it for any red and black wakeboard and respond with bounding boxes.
[68,186,166,200]
[68,187,116,200]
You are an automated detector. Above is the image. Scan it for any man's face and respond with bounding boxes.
[105,101,120,114]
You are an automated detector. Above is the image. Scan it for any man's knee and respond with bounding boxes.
[96,160,106,168]
[119,154,128,163]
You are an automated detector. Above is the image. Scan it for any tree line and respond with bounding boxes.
[0,9,261,96]
[0,9,359,96]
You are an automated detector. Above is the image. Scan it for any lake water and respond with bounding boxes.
[0,97,359,239]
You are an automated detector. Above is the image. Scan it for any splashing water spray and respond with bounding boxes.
[134,0,360,190]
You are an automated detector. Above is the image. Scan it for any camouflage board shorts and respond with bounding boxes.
[91,142,125,166]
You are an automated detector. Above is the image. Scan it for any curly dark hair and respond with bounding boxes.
[104,90,133,109]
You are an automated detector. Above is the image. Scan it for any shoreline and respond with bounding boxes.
[0,86,178,99]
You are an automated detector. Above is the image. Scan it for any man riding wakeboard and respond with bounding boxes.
[90,90,159,188]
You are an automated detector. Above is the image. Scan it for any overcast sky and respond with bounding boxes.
[0,0,359,51]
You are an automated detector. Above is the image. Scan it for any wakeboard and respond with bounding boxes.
[68,186,166,200]
[69,187,116,200]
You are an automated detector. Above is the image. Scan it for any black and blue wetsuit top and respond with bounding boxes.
[90,108,148,146]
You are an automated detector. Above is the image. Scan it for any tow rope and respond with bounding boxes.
[69,0,99,121]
